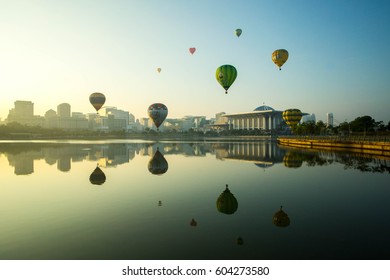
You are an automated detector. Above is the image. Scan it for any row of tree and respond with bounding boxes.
[293,116,390,135]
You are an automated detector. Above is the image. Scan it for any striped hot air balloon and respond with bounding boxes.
[89,92,106,113]
[272,49,289,70]
[216,64,237,94]
[283,152,303,168]
[216,184,238,215]
[282,109,302,129]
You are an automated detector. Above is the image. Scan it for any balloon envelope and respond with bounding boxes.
[147,103,168,129]
[89,92,106,112]
[89,166,106,185]
[148,149,168,175]
[272,49,289,70]
[157,67,161,73]
[189,47,196,55]
[235,28,242,37]
[273,206,290,227]
[216,184,238,215]
[215,65,237,94]
[282,108,302,128]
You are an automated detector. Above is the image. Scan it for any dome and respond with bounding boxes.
[254,105,274,111]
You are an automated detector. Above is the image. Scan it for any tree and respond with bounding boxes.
[349,116,376,133]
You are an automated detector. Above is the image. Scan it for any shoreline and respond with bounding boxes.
[277,136,390,157]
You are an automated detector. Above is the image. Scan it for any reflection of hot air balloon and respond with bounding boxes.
[148,148,168,175]
[89,165,106,185]
[216,65,237,94]
[272,49,289,70]
[273,206,290,227]
[283,151,303,168]
[235,28,242,37]
[157,67,161,73]
[158,200,162,206]
[237,236,243,245]
[282,109,302,129]
[89,92,106,113]
[189,47,196,55]
[190,218,197,227]
[216,184,238,215]
[147,103,168,130]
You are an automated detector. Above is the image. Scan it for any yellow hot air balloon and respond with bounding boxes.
[283,151,303,168]
[282,109,302,129]
[157,67,162,73]
[272,49,289,70]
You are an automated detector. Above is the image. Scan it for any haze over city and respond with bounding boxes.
[1,0,389,124]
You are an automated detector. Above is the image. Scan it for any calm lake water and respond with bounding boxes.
[0,140,389,260]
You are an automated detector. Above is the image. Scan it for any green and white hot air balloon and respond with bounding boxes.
[216,184,238,215]
[216,64,237,94]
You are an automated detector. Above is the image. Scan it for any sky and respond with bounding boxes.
[1,0,389,124]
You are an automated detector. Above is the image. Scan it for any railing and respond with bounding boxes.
[278,135,390,143]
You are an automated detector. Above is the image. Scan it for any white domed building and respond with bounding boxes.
[223,105,284,131]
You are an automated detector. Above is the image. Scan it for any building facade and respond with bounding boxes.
[326,113,334,127]
[223,105,284,131]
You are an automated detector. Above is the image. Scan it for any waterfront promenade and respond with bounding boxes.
[278,135,390,157]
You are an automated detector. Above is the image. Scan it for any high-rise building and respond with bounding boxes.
[14,100,34,117]
[302,113,316,123]
[6,100,44,126]
[326,113,334,127]
[57,103,71,118]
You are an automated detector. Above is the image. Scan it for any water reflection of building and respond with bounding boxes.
[2,142,387,175]
[214,141,286,167]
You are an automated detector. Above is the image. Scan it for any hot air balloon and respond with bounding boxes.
[236,236,244,245]
[189,47,196,55]
[235,28,242,37]
[272,49,289,70]
[157,67,162,73]
[283,151,303,168]
[216,184,238,215]
[158,200,162,206]
[148,148,168,175]
[89,165,106,185]
[190,218,197,227]
[216,65,237,94]
[282,109,302,129]
[147,103,168,130]
[273,206,290,227]
[89,92,106,113]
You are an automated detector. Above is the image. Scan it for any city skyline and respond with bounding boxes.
[1,1,389,124]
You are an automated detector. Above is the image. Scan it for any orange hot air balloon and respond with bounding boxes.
[189,47,196,55]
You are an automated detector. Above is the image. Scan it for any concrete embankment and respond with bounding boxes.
[277,137,390,157]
